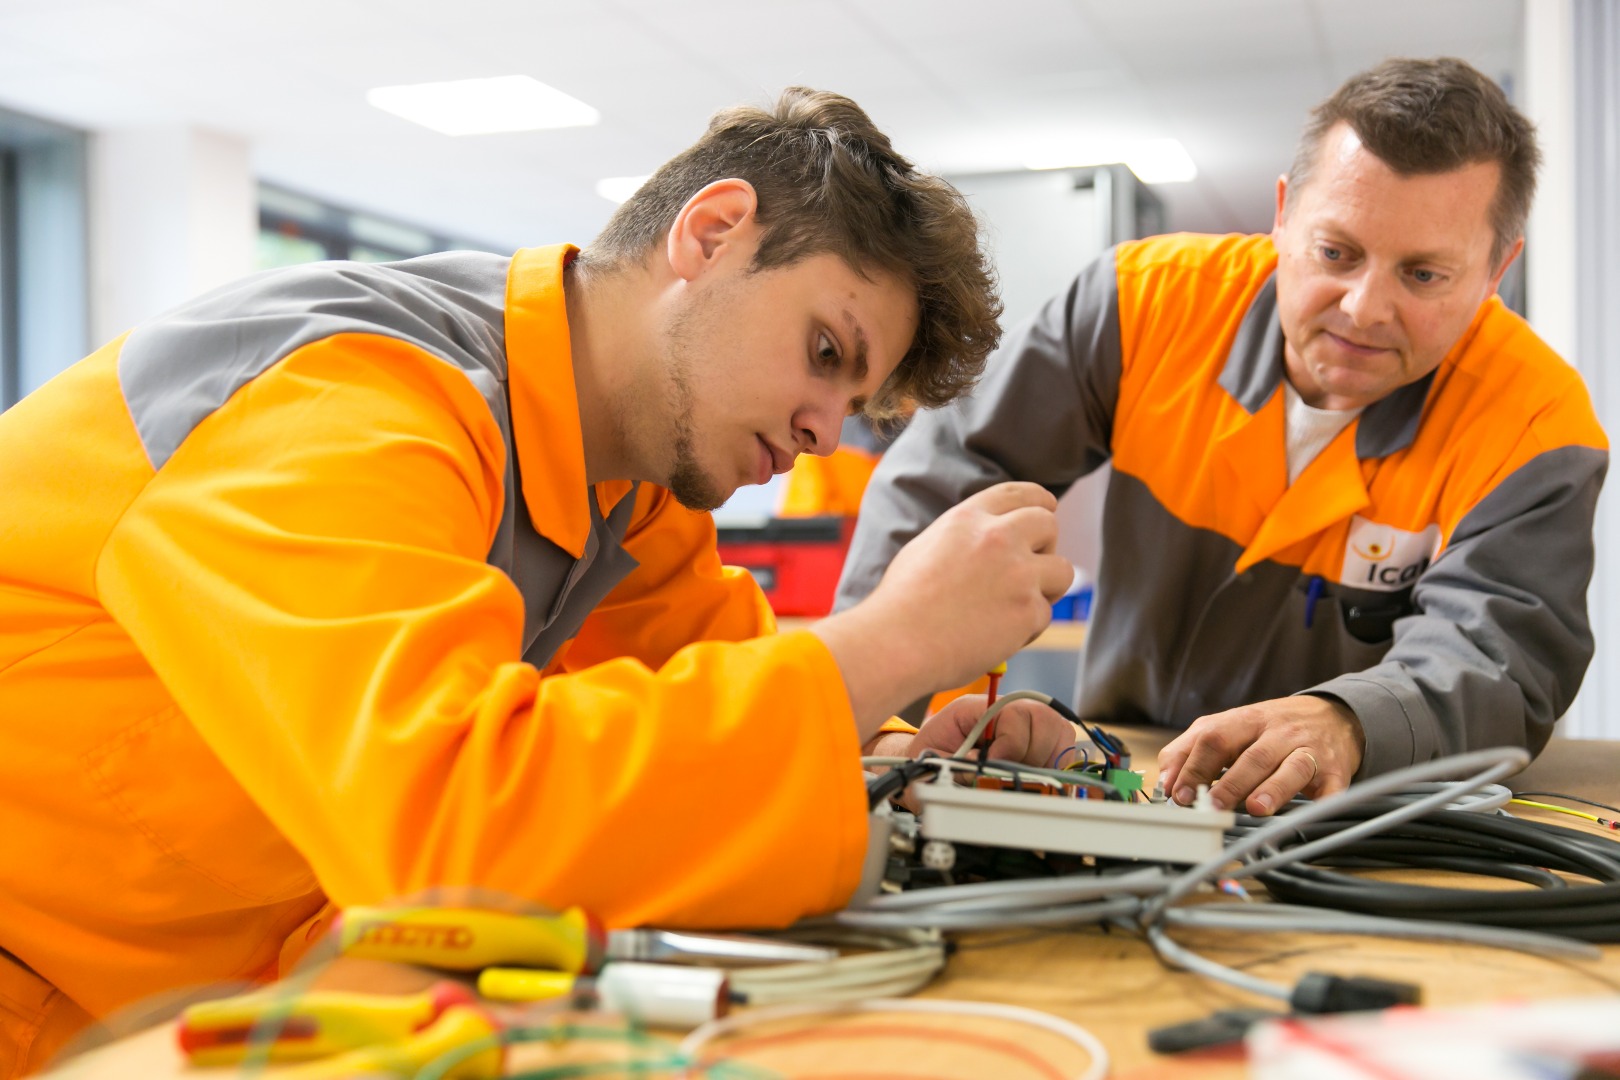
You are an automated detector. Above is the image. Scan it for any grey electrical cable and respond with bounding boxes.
[863,867,1172,912]
[1147,746,1530,918]
[838,896,1145,932]
[1143,920,1293,1001]
[844,745,1585,1004]
[1163,903,1599,961]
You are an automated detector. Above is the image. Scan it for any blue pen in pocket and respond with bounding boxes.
[1304,575,1324,629]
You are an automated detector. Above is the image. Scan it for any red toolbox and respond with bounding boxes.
[715,515,856,617]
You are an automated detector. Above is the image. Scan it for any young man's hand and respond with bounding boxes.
[864,694,1076,810]
[1157,695,1365,816]
[813,482,1073,739]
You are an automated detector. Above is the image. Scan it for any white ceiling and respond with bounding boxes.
[0,0,1524,249]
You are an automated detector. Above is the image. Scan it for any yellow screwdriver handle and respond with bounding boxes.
[178,982,474,1066]
[278,1005,504,1080]
[337,906,605,973]
[477,967,577,1003]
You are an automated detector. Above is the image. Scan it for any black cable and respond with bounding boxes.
[1243,803,1620,942]
[866,759,942,809]
[1041,698,1127,765]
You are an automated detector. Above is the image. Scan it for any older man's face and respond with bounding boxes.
[1271,123,1520,411]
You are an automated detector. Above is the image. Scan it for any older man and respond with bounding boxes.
[838,57,1606,816]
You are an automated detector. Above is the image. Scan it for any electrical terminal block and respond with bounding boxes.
[916,781,1235,863]
[1106,769,1145,801]
[972,775,1069,797]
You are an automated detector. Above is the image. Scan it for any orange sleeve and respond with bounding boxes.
[94,335,870,929]
[557,484,777,675]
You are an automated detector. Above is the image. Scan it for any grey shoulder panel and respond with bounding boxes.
[834,247,1123,610]
[1356,370,1434,459]
[118,252,512,469]
[1217,273,1284,414]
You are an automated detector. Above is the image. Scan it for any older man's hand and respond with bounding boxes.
[1157,695,1365,816]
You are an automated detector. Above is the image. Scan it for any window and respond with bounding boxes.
[256,183,506,270]
[1,147,18,408]
[0,107,87,411]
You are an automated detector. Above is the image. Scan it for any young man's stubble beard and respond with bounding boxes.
[659,290,732,513]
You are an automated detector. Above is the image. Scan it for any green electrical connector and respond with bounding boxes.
[1106,769,1145,799]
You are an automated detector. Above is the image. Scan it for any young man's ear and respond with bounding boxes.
[666,179,760,283]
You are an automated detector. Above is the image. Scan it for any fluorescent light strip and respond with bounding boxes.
[368,76,599,136]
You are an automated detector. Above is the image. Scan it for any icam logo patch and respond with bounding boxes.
[1341,515,1441,592]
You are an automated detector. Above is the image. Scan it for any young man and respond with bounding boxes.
[0,89,1075,1072]
[839,58,1607,818]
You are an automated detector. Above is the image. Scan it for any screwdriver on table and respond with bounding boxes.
[335,906,835,973]
[178,984,503,1076]
[178,964,732,1072]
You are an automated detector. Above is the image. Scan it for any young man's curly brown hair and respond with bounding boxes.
[585,87,1001,419]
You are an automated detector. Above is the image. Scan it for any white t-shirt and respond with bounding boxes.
[1284,380,1363,485]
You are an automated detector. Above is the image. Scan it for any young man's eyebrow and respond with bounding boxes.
[840,309,869,383]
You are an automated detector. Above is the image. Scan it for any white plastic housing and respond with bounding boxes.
[597,961,729,1030]
[916,783,1233,863]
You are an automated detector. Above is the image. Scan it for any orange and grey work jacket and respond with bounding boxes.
[839,233,1607,775]
[0,244,877,1073]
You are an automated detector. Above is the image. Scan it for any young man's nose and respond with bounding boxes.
[794,406,845,457]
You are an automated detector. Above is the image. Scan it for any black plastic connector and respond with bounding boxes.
[1289,972,1421,1014]
[1148,1008,1284,1053]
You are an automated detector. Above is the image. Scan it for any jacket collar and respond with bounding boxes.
[504,244,634,559]
[1218,270,1435,460]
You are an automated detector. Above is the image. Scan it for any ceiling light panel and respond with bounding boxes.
[367,75,599,136]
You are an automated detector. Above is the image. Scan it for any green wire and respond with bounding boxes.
[412,1022,781,1080]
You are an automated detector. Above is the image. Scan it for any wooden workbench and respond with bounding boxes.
[46,731,1620,1079]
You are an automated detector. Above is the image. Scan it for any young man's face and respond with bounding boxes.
[654,247,918,511]
[1271,122,1520,411]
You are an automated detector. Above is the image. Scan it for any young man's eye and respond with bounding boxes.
[1319,245,1343,262]
[1410,267,1441,285]
[816,334,840,368]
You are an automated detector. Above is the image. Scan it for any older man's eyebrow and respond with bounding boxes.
[840,309,870,383]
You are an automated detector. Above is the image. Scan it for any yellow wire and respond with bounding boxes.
[1511,798,1602,822]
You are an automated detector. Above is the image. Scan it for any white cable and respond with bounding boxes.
[952,691,1055,757]
[678,997,1109,1080]
[723,928,948,1006]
